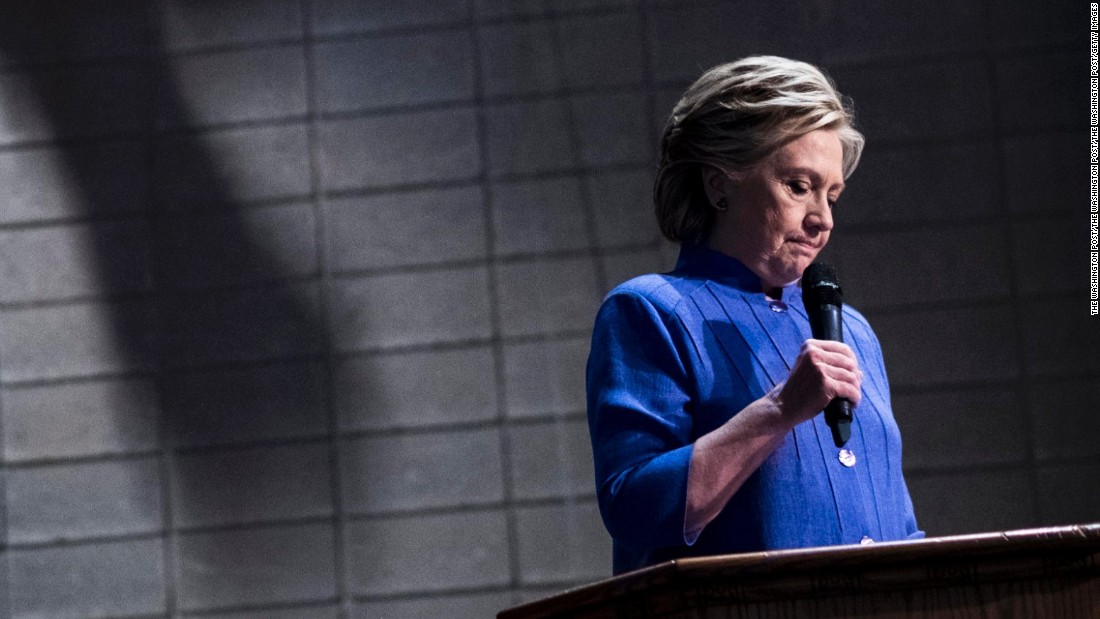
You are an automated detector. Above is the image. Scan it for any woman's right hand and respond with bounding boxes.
[771,339,862,426]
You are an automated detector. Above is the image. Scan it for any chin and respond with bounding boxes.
[794,254,819,274]
[760,251,817,288]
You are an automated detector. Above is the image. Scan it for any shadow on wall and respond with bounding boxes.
[1,2,348,613]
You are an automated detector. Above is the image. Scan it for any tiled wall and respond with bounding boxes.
[0,1,1093,617]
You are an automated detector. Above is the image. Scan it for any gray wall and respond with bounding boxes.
[0,1,1093,617]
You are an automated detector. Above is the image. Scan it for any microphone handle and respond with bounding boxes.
[812,304,852,447]
[825,397,852,448]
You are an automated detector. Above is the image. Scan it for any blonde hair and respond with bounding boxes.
[655,56,864,243]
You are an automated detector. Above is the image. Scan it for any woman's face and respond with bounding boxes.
[706,129,845,292]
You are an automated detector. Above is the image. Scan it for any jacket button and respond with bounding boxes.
[838,448,857,467]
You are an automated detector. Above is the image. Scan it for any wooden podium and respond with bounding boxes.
[499,524,1100,618]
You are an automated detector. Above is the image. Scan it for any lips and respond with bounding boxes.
[788,238,820,250]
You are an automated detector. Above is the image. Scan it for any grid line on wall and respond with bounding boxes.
[139,4,182,616]
[299,0,352,615]
[540,0,614,586]
[978,0,1040,528]
[467,2,525,598]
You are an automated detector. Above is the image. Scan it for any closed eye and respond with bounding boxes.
[787,181,809,195]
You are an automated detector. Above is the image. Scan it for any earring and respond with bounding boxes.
[714,198,728,211]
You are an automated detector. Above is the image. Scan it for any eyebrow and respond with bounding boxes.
[782,166,846,191]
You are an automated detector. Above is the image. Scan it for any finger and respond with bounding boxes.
[806,339,859,362]
[826,375,863,405]
[840,383,862,405]
[796,365,861,407]
[801,345,859,373]
[827,362,858,387]
[818,349,860,372]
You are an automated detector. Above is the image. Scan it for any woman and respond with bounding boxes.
[587,56,923,575]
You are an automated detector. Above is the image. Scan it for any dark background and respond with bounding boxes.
[0,1,1093,617]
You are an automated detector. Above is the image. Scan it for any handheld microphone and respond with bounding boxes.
[801,263,853,448]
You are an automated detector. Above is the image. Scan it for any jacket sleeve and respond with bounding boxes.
[586,289,698,554]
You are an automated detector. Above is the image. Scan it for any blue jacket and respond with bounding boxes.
[587,244,922,574]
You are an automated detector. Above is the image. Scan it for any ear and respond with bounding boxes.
[701,165,734,208]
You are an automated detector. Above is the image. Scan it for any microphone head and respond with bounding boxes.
[802,262,843,308]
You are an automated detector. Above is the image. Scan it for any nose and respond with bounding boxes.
[806,193,834,233]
